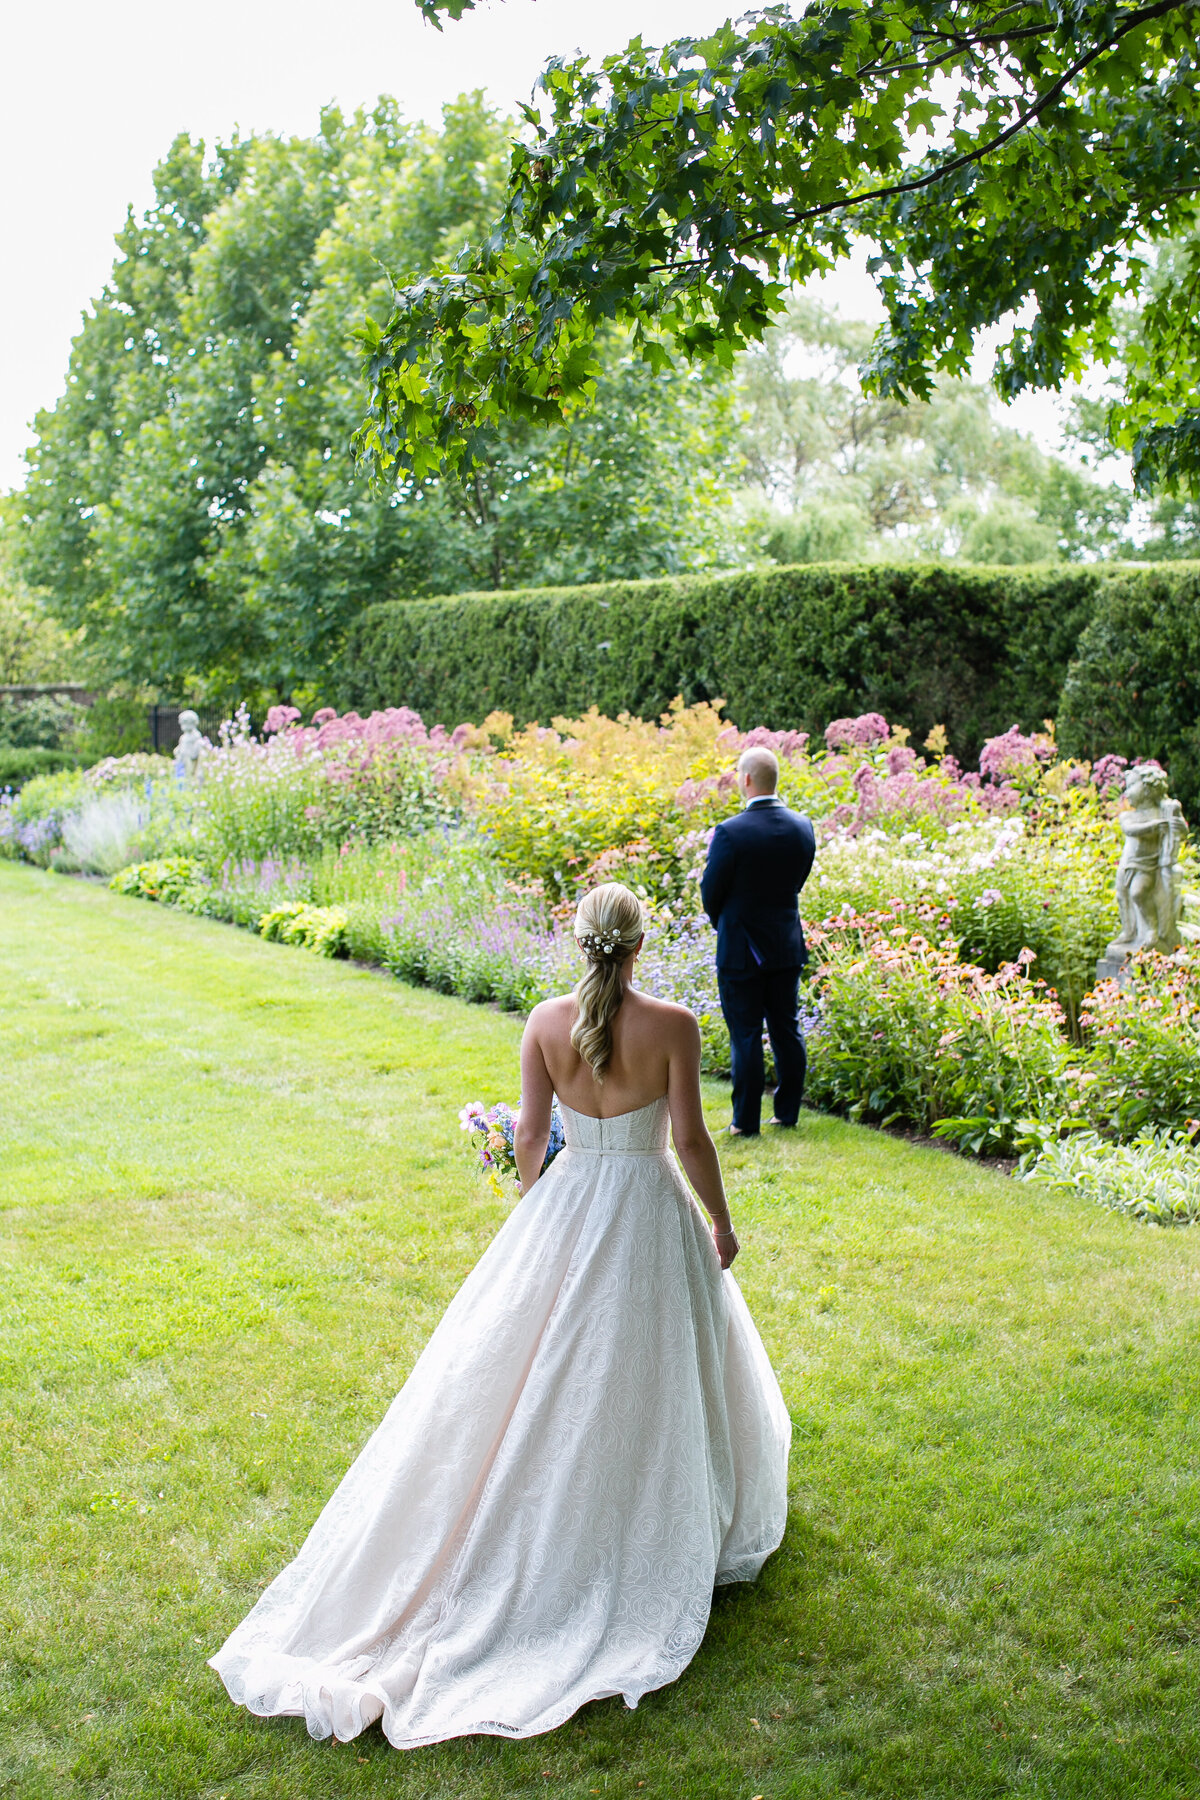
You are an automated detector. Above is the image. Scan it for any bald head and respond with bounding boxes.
[737,746,779,797]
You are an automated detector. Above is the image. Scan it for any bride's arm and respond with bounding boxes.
[666,1012,739,1269]
[515,1006,555,1194]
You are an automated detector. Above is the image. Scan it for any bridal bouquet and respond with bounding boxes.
[459,1099,565,1198]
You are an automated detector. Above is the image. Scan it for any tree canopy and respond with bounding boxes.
[736,298,1133,563]
[0,497,80,687]
[18,97,737,702]
[357,0,1200,493]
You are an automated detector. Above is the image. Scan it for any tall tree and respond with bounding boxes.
[358,0,1200,496]
[19,97,736,702]
[736,298,1133,562]
[0,496,80,685]
[1061,235,1200,555]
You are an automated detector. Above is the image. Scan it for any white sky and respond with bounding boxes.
[3,0,1081,495]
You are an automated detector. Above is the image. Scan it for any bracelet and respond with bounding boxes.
[714,1228,737,1238]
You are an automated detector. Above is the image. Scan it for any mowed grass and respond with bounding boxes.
[2,861,1199,1800]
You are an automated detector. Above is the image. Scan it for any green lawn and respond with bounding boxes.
[2,859,1199,1800]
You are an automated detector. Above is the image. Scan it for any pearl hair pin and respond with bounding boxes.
[575,928,621,957]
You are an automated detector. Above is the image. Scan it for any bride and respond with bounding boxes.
[209,881,791,1748]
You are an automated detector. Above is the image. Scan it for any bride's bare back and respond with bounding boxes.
[515,975,739,1266]
[531,987,684,1117]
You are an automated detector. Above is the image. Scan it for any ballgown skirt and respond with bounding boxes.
[209,1096,791,1747]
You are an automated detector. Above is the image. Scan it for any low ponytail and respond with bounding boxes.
[570,882,645,1081]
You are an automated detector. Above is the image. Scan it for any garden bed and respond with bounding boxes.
[4,697,1198,1218]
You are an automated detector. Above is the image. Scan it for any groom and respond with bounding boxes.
[701,747,816,1137]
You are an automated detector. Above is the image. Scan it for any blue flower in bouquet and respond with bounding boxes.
[459,1097,565,1197]
[543,1104,565,1168]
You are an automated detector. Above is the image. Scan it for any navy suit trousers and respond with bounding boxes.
[718,965,807,1135]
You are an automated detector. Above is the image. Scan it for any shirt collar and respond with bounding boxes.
[745,794,781,809]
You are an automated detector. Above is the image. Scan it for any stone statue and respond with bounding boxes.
[1098,763,1189,977]
[175,709,206,782]
[1163,796,1189,945]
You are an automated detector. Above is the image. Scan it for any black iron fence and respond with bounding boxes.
[147,705,242,754]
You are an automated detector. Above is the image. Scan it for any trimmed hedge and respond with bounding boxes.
[339,563,1103,758]
[0,746,84,792]
[1057,563,1200,814]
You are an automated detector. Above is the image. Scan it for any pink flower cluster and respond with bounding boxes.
[824,713,890,751]
[721,724,812,761]
[822,752,979,837]
[675,723,810,814]
[977,725,1056,785]
[813,907,1064,1025]
[676,771,738,812]
[264,704,476,757]
[1091,753,1128,796]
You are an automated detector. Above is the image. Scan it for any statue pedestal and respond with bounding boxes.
[1095,950,1130,986]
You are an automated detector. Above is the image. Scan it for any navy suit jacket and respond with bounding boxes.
[700,799,816,974]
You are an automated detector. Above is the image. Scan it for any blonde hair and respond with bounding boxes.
[570,882,644,1080]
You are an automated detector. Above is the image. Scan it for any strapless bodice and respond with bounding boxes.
[559,1095,670,1155]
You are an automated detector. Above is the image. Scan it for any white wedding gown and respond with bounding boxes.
[209,1096,791,1748]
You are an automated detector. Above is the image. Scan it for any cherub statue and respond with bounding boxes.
[175,709,207,783]
[1105,763,1189,959]
[1162,796,1189,947]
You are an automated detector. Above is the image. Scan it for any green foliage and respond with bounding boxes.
[192,749,327,868]
[258,900,350,957]
[18,98,739,701]
[1057,564,1200,814]
[948,797,1118,1037]
[0,747,82,792]
[110,853,336,933]
[313,744,452,848]
[10,767,90,831]
[7,759,185,869]
[734,300,1134,565]
[0,493,81,684]
[805,918,1200,1155]
[84,751,175,788]
[72,697,152,761]
[1080,951,1200,1136]
[362,0,1200,492]
[341,562,1102,759]
[333,834,568,1011]
[109,857,206,905]
[1025,1127,1200,1225]
[192,739,450,870]
[0,694,83,750]
[805,926,1072,1155]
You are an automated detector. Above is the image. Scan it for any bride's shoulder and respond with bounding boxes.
[628,990,699,1036]
[526,993,575,1032]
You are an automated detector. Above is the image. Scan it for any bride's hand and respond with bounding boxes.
[714,1227,739,1270]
